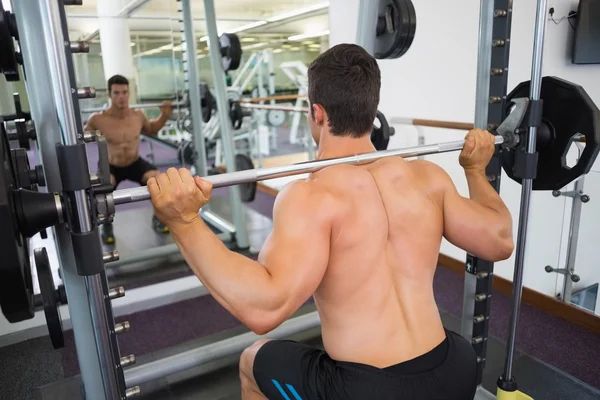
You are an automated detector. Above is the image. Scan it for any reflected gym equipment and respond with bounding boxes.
[219,32,242,72]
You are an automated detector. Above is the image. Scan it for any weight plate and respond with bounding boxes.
[177,141,196,165]
[371,111,393,151]
[0,121,34,323]
[199,83,216,123]
[35,247,64,349]
[267,110,286,128]
[235,154,257,203]
[503,76,600,191]
[374,0,416,60]
[182,115,194,134]
[220,33,242,72]
[0,4,19,81]
[229,101,244,130]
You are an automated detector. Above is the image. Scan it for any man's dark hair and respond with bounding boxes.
[107,74,129,94]
[307,43,380,138]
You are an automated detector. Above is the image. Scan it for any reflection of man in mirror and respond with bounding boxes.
[84,74,173,244]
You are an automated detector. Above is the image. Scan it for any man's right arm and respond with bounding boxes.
[441,166,514,261]
[84,114,97,132]
[420,129,514,261]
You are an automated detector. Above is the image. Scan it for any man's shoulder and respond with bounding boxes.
[276,179,335,213]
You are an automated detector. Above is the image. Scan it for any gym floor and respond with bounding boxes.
[2,129,600,400]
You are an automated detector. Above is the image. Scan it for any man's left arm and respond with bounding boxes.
[141,101,172,135]
[153,173,331,334]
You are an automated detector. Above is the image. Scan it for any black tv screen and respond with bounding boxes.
[572,0,600,64]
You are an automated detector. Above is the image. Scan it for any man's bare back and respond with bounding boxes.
[307,158,446,368]
[85,109,147,167]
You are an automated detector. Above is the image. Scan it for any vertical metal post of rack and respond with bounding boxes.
[203,0,249,249]
[501,0,548,387]
[266,49,277,152]
[177,0,208,179]
[461,0,514,388]
[14,0,124,399]
[355,0,378,54]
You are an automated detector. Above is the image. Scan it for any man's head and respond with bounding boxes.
[307,44,381,145]
[108,74,130,109]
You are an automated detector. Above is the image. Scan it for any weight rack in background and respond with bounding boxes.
[462,0,514,386]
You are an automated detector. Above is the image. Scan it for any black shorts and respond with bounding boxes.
[110,157,157,188]
[253,329,477,400]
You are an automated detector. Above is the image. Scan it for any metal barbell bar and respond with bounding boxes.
[81,94,189,114]
[111,136,506,205]
[240,103,309,113]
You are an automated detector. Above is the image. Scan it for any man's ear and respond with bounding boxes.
[312,103,326,126]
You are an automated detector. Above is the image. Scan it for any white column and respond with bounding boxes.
[96,0,137,101]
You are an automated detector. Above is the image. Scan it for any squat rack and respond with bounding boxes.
[9,0,550,399]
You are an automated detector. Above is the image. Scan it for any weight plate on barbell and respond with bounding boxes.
[371,111,395,151]
[236,154,257,203]
[503,76,600,191]
[0,3,19,81]
[199,83,216,123]
[267,110,286,128]
[0,121,35,323]
[177,141,196,166]
[229,100,244,130]
[34,247,64,349]
[220,33,242,72]
[374,0,416,60]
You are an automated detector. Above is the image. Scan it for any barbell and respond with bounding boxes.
[109,98,529,205]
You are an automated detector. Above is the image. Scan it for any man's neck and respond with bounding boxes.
[107,105,129,119]
[316,134,375,160]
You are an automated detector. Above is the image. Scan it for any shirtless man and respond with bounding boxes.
[85,74,173,244]
[148,44,514,399]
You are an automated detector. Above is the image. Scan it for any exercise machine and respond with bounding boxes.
[0,0,598,399]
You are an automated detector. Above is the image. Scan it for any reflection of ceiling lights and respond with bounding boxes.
[281,44,292,49]
[289,47,301,51]
[288,30,330,41]
[130,42,136,47]
[195,3,328,41]
[241,37,257,43]
[273,49,284,54]
[266,1,329,22]
[308,43,321,48]
[200,21,267,41]
[242,42,270,50]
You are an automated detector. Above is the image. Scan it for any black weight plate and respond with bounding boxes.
[0,121,34,323]
[503,76,600,191]
[177,142,196,165]
[371,111,392,150]
[199,83,215,123]
[220,33,242,72]
[229,100,243,130]
[235,154,257,203]
[0,4,19,81]
[374,0,416,60]
[34,247,64,349]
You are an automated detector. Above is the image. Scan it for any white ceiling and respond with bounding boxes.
[65,0,329,40]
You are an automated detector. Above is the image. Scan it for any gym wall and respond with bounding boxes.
[330,0,600,310]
